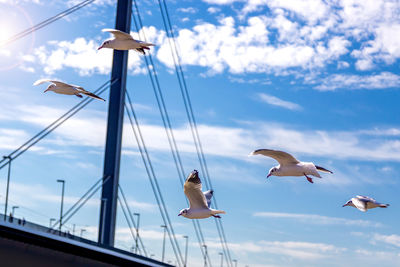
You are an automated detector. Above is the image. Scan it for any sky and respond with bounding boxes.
[0,0,400,266]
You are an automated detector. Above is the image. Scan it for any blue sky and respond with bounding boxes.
[1,0,400,266]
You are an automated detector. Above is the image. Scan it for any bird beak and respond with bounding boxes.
[44,89,49,93]
[97,45,103,50]
[267,173,272,178]
[342,204,347,207]
[178,213,182,216]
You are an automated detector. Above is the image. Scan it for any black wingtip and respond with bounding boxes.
[315,165,333,173]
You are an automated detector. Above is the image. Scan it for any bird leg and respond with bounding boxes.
[304,173,313,183]
[212,215,221,218]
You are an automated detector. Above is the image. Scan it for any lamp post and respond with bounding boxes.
[161,225,167,262]
[219,252,224,267]
[3,155,11,221]
[11,205,19,217]
[134,213,140,254]
[49,218,56,228]
[72,224,76,235]
[56,179,65,232]
[183,235,189,267]
[203,244,208,267]
[80,228,86,238]
[233,259,238,267]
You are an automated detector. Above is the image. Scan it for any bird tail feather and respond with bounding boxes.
[212,210,226,215]
[315,165,333,173]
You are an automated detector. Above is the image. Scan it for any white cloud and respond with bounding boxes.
[206,239,345,260]
[373,233,400,247]
[315,72,400,91]
[156,16,351,75]
[207,7,221,14]
[4,102,400,163]
[22,26,164,76]
[177,7,197,13]
[253,212,382,227]
[258,93,302,110]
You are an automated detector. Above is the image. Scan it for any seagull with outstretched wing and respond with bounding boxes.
[343,195,389,212]
[98,28,155,54]
[34,79,105,101]
[178,170,225,219]
[249,149,332,183]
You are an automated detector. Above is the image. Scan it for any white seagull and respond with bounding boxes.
[343,195,389,212]
[178,170,226,219]
[98,28,155,54]
[34,79,105,101]
[250,149,333,183]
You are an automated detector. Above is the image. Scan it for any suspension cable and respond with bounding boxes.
[130,3,213,265]
[118,185,148,257]
[0,79,115,170]
[124,93,184,266]
[0,0,96,48]
[156,1,233,265]
[51,175,110,229]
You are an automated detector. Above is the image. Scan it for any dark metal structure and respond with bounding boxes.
[0,218,170,267]
[99,0,132,246]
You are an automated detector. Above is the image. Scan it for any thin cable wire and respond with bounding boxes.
[130,4,212,265]
[157,1,233,265]
[0,0,96,48]
[124,95,184,267]
[51,176,110,229]
[0,79,115,170]
[118,185,148,257]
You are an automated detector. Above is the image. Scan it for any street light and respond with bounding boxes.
[202,244,208,267]
[233,259,238,267]
[80,228,86,238]
[219,252,224,267]
[56,179,65,232]
[49,218,56,228]
[161,225,167,262]
[183,235,189,267]
[3,155,12,221]
[11,206,19,217]
[133,213,140,254]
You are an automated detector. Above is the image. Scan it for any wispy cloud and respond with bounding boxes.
[258,93,302,110]
[373,233,400,247]
[315,72,400,91]
[205,239,345,260]
[253,212,383,227]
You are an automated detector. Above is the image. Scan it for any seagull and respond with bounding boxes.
[34,79,105,101]
[178,170,226,219]
[249,149,333,183]
[98,28,155,54]
[343,195,389,212]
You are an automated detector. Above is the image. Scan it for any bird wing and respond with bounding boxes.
[81,91,105,101]
[136,40,155,47]
[33,79,73,87]
[74,87,105,101]
[184,170,208,209]
[352,198,367,212]
[356,195,376,202]
[203,190,214,208]
[102,28,133,40]
[250,149,300,165]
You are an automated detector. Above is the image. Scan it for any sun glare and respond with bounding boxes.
[0,26,12,43]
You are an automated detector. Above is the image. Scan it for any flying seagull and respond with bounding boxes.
[178,170,226,219]
[34,79,105,101]
[98,28,155,54]
[249,149,333,183]
[343,195,389,212]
